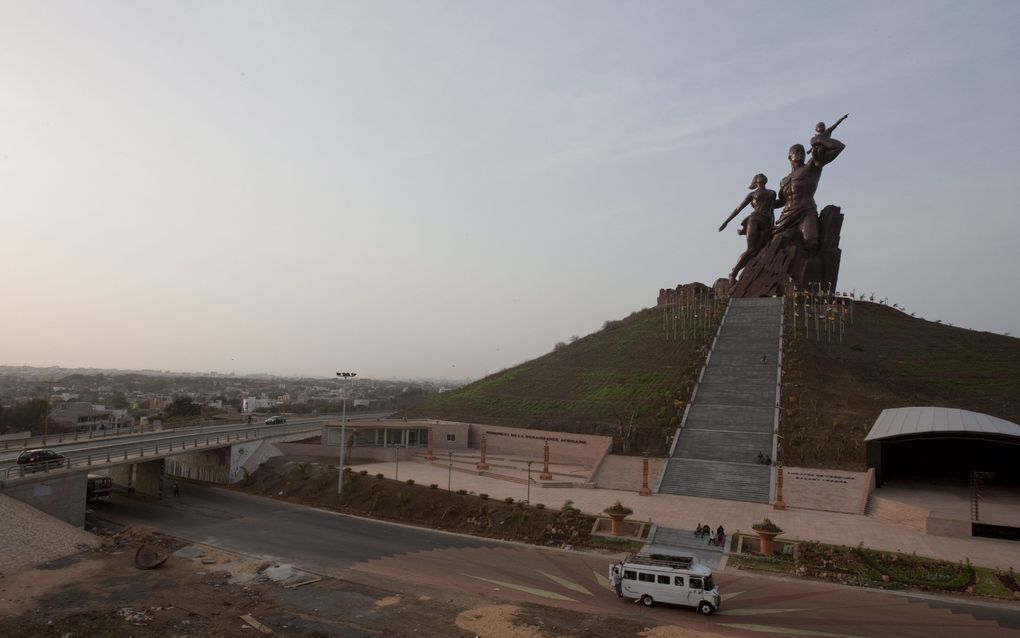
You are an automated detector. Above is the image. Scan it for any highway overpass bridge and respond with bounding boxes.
[0,417,347,526]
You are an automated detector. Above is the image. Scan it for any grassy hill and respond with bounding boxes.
[780,301,1020,469]
[403,299,1020,469]
[399,307,718,455]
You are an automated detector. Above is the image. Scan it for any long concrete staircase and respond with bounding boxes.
[657,297,783,503]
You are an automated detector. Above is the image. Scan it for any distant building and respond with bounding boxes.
[49,402,131,433]
[242,397,276,413]
[150,396,171,411]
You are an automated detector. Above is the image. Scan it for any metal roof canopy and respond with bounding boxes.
[865,407,1020,442]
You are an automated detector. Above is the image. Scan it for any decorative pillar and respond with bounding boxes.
[639,455,652,496]
[476,434,489,470]
[773,464,787,510]
[539,440,553,480]
[424,428,435,461]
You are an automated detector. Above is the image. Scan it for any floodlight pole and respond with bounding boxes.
[336,371,357,495]
[526,461,533,504]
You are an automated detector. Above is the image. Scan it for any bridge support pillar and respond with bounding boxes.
[109,464,134,493]
[133,460,165,497]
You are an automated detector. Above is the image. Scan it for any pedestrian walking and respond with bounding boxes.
[173,482,180,497]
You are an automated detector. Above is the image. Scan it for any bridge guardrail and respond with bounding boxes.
[1,416,338,451]
[0,421,323,482]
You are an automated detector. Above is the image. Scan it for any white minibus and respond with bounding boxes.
[608,554,720,615]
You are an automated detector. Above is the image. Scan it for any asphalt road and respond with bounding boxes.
[95,484,497,571]
[96,486,1020,638]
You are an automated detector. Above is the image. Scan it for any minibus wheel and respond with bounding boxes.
[640,595,654,607]
[698,601,714,615]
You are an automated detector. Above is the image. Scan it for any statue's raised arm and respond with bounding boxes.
[810,134,845,168]
[809,113,848,168]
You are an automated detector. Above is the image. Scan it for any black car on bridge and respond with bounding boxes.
[16,448,66,471]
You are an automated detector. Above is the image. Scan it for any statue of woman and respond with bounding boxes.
[719,173,777,285]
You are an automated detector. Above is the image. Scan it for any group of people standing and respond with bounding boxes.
[694,523,726,547]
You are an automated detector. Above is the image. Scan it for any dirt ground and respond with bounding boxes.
[0,519,720,637]
[0,454,722,637]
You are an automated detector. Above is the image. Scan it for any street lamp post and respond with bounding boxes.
[526,460,533,504]
[336,371,357,495]
[447,451,453,491]
[395,445,401,481]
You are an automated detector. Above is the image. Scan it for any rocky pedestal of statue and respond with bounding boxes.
[730,205,843,298]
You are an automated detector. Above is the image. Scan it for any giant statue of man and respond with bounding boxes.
[773,114,848,251]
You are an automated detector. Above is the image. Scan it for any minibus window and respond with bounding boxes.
[657,575,670,584]
[638,572,655,583]
[674,576,685,587]
[623,570,636,580]
[689,577,703,590]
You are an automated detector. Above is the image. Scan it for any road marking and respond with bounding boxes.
[593,569,612,590]
[537,570,592,596]
[718,624,868,638]
[464,574,576,602]
[721,590,745,602]
[716,609,808,616]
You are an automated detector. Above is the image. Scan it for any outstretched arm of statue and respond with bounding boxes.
[810,134,845,168]
[825,113,849,136]
[720,194,753,231]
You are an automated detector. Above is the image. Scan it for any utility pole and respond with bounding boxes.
[336,371,357,495]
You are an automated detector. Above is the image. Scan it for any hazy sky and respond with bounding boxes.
[2,1,1018,380]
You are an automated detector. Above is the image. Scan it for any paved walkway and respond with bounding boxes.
[350,457,1020,572]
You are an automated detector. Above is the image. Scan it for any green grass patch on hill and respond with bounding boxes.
[399,305,720,455]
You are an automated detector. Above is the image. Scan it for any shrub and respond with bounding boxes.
[429,483,439,490]
[603,502,634,517]
[504,497,515,504]
[375,473,385,479]
[752,518,783,534]
[480,493,489,500]
[359,470,368,476]
[457,489,468,495]
[535,503,546,510]
[405,479,415,485]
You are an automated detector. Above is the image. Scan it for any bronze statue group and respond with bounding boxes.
[719,115,848,286]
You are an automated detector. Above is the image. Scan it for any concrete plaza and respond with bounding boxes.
[350,452,1020,572]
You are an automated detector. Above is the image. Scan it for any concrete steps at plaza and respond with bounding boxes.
[659,458,771,503]
[648,526,726,553]
[658,297,782,504]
